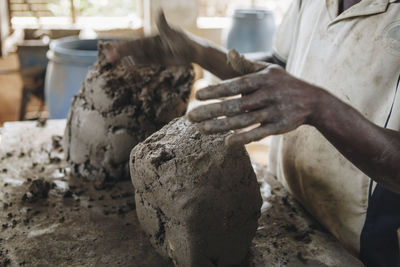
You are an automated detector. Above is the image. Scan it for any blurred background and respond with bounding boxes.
[0,0,291,125]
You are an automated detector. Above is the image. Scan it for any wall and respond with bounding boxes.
[143,0,224,45]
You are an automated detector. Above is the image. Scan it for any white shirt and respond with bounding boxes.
[269,0,400,254]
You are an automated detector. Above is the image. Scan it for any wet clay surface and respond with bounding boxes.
[130,117,262,267]
[0,120,363,266]
[64,41,194,183]
[250,164,364,267]
[0,120,172,267]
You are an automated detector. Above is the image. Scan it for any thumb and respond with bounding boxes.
[227,49,269,75]
[156,10,175,38]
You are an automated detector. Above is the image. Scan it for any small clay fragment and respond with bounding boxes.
[36,118,47,127]
[22,179,51,203]
[130,117,262,267]
[64,41,194,182]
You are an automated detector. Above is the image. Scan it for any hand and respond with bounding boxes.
[188,51,325,145]
[103,11,199,66]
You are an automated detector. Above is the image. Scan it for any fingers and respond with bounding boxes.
[156,10,179,49]
[225,123,285,145]
[189,90,276,122]
[157,10,172,36]
[108,36,169,66]
[199,107,278,133]
[189,98,243,122]
[227,49,269,75]
[195,73,263,100]
[111,40,139,60]
[103,42,120,63]
[121,56,135,67]
[136,36,166,64]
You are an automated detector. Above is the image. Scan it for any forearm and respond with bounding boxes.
[192,41,240,80]
[107,12,285,78]
[311,91,400,192]
[192,40,284,80]
[244,52,286,68]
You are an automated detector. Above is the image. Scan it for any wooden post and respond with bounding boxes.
[142,0,153,36]
[0,0,11,56]
[70,0,76,24]
[6,0,10,30]
[0,12,2,57]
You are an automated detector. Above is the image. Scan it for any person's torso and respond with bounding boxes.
[274,0,400,253]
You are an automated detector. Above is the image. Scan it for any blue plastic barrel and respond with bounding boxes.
[45,37,102,119]
[226,9,276,54]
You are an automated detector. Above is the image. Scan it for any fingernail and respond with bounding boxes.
[195,90,204,100]
[187,111,199,122]
[195,88,212,100]
[224,134,244,147]
[225,135,235,146]
[200,122,212,132]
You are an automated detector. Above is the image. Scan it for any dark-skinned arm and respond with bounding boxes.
[192,42,285,79]
[188,52,400,193]
[104,11,284,80]
[314,92,400,193]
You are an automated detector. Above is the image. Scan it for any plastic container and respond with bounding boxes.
[45,37,102,118]
[225,8,276,54]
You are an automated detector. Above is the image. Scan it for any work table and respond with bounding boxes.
[0,120,363,266]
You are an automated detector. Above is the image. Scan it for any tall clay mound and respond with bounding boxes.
[64,41,194,183]
[130,117,262,267]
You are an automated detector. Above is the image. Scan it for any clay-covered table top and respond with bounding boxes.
[0,120,363,266]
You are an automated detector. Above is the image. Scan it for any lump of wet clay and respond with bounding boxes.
[64,41,194,182]
[130,117,262,267]
[22,179,52,203]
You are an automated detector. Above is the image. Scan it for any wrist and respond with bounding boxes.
[190,39,207,65]
[306,87,334,128]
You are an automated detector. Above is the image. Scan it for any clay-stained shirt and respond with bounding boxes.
[269,0,400,254]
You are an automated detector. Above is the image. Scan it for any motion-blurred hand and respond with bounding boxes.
[104,11,200,66]
[188,50,324,145]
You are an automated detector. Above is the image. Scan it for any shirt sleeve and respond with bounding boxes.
[272,0,302,64]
